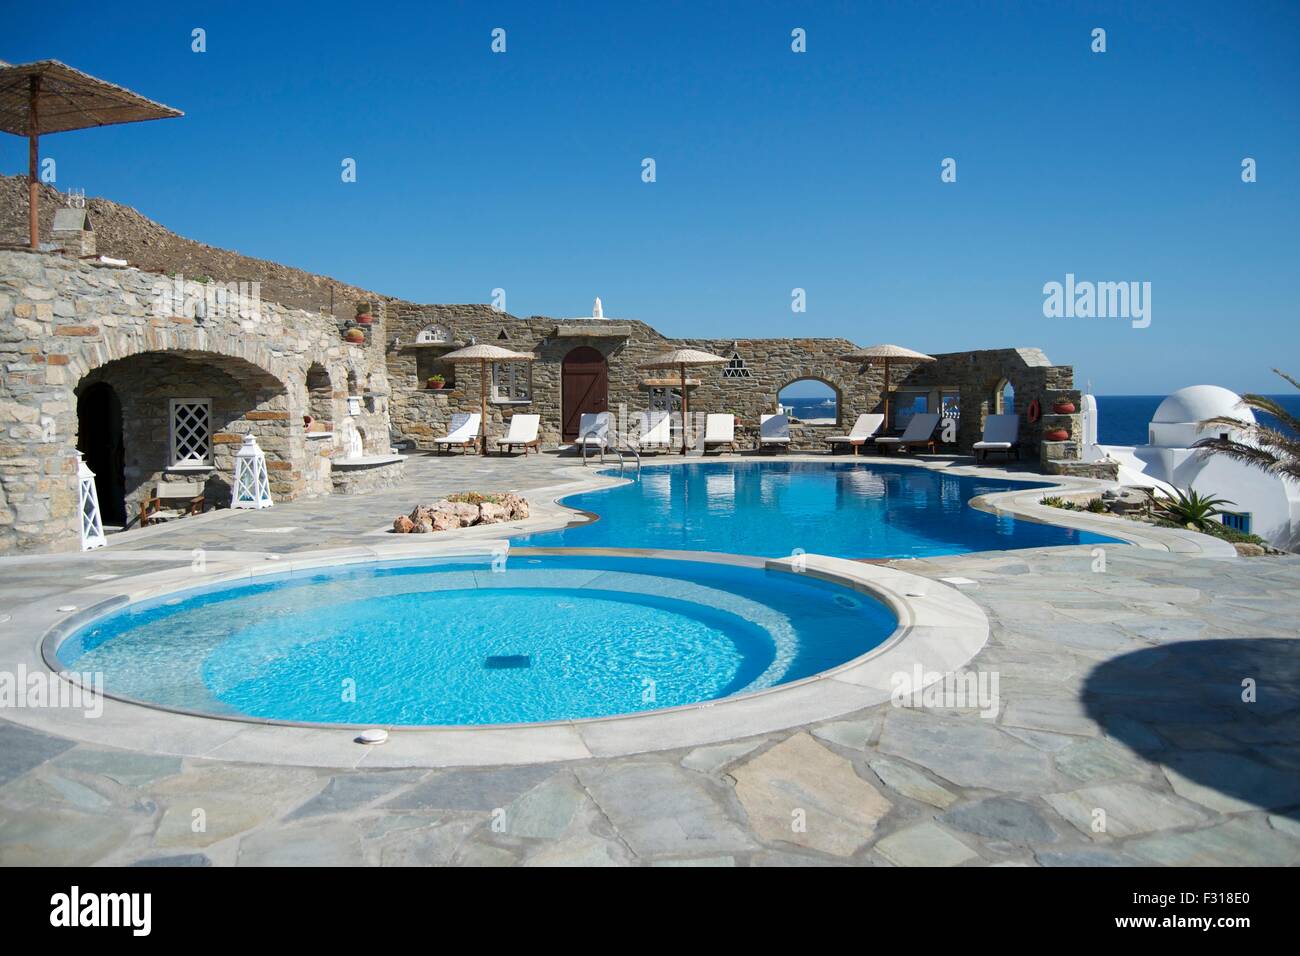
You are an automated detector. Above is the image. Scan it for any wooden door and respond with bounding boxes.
[561,346,609,440]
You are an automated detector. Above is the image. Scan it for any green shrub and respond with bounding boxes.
[1041,495,1075,510]
[1142,487,1234,532]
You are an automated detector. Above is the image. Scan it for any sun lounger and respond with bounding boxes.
[434,412,481,454]
[972,413,1021,462]
[759,413,791,450]
[575,411,610,450]
[702,413,737,453]
[826,413,884,455]
[873,412,941,454]
[495,413,540,455]
[635,410,673,451]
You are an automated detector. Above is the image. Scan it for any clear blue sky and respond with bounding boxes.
[4,1,1297,394]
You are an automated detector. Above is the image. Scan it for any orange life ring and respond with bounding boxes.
[1027,398,1041,424]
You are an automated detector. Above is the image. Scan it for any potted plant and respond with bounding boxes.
[1044,426,1071,442]
[1052,398,1077,415]
[355,301,374,325]
[344,327,366,344]
[426,374,446,390]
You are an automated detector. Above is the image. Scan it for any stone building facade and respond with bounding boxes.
[0,250,395,553]
[385,304,1087,458]
[1,240,1095,555]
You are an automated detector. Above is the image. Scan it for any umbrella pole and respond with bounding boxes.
[882,359,891,428]
[479,359,488,455]
[28,76,40,250]
[680,363,689,454]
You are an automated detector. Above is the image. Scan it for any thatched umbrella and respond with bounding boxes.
[0,60,182,249]
[439,343,537,455]
[639,347,727,454]
[839,344,936,425]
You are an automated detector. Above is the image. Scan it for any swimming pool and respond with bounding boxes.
[514,461,1120,558]
[53,554,896,727]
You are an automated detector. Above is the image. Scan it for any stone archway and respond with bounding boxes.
[778,376,842,427]
[75,349,293,521]
[992,377,1015,415]
[76,381,126,525]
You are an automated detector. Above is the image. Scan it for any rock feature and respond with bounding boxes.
[392,492,529,533]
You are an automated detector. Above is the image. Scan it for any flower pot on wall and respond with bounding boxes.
[344,328,366,344]
[1052,399,1076,415]
[1044,427,1070,442]
[356,314,374,326]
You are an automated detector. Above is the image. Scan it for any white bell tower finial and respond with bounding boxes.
[592,297,603,319]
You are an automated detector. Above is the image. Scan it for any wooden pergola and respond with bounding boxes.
[0,60,182,249]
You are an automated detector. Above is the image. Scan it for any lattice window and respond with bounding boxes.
[169,399,212,464]
[648,386,680,413]
[492,362,532,402]
[721,351,751,378]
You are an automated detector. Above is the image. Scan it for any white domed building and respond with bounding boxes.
[1087,385,1300,550]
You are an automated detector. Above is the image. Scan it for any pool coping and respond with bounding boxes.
[10,540,989,768]
[2,454,1232,769]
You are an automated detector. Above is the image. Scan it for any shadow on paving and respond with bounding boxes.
[1083,638,1300,821]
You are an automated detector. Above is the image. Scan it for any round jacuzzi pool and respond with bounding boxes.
[50,553,897,727]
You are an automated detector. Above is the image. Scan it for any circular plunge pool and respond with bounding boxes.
[51,554,897,727]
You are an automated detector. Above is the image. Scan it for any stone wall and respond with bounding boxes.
[330,458,406,495]
[0,175,390,321]
[0,250,394,553]
[78,351,289,515]
[385,304,874,451]
[904,347,1081,453]
[385,307,1083,455]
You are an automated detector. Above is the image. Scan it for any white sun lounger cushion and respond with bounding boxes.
[436,412,480,443]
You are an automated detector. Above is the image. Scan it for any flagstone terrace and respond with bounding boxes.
[0,451,1296,866]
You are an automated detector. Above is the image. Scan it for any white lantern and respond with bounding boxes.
[77,453,106,550]
[232,435,274,509]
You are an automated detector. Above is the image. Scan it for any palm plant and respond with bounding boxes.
[1142,487,1234,531]
[1193,368,1300,481]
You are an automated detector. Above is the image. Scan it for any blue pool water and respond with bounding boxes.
[56,554,896,726]
[513,461,1120,559]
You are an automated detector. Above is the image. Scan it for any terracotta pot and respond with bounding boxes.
[1044,428,1070,442]
[427,381,445,390]
[344,328,365,344]
[356,314,374,325]
[1052,399,1076,415]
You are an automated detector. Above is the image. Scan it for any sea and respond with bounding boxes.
[781,394,1300,445]
[1093,394,1300,445]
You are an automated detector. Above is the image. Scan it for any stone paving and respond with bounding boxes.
[1,452,1297,866]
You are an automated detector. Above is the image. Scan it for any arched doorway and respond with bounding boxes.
[76,381,127,525]
[993,378,1015,415]
[561,346,609,441]
[76,349,290,517]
